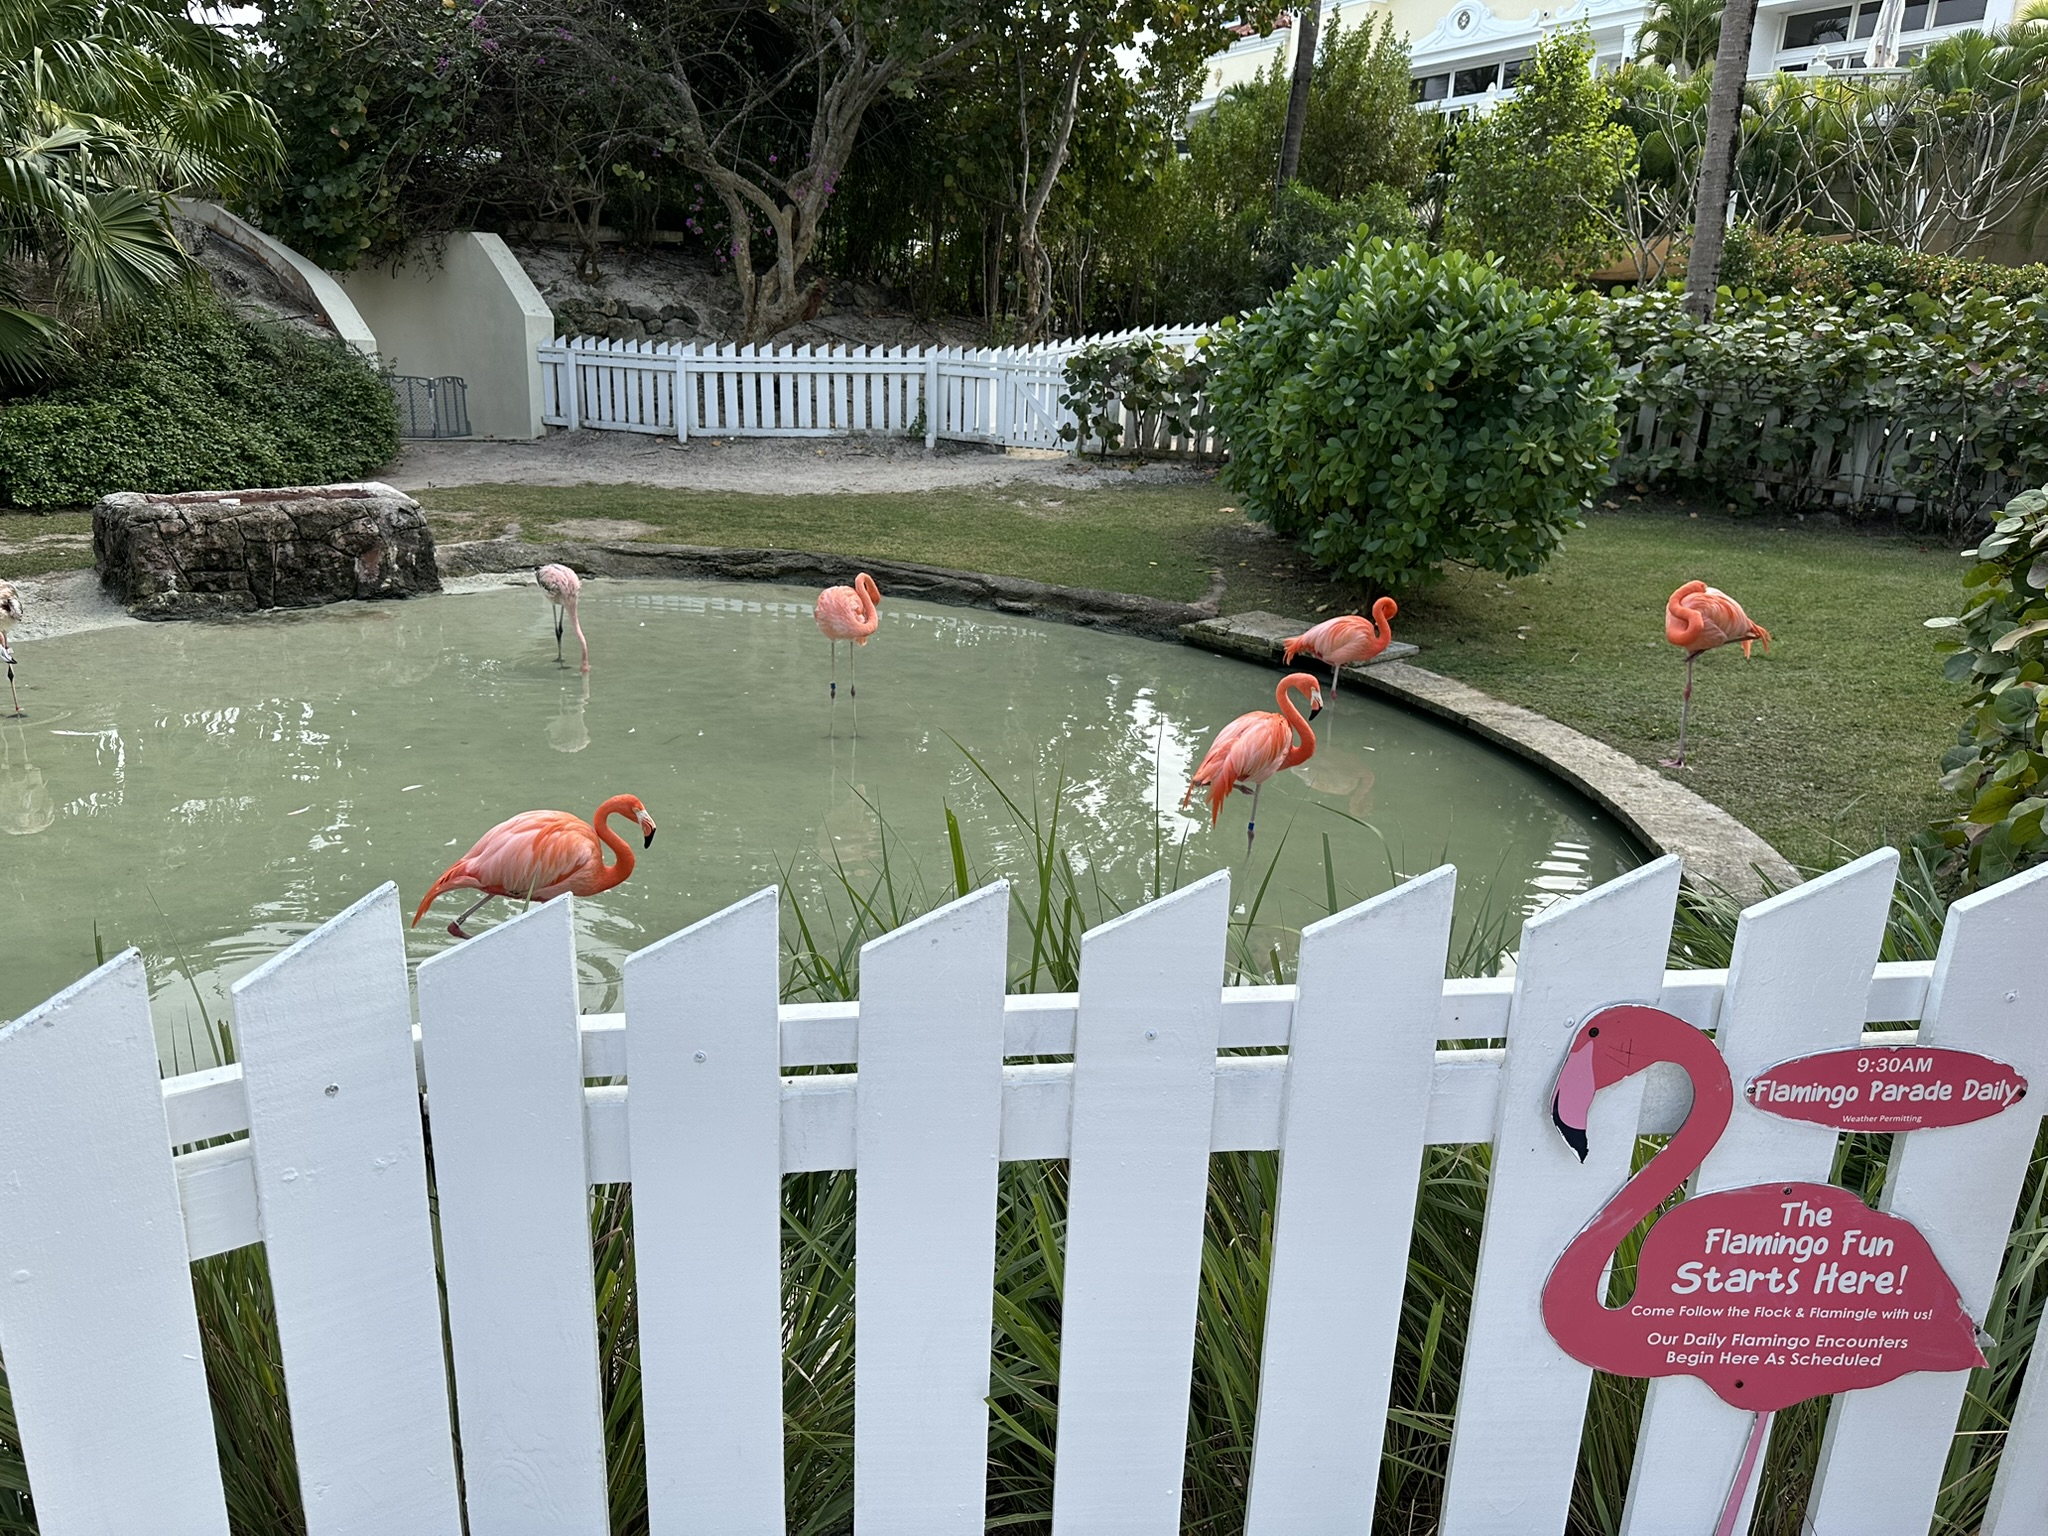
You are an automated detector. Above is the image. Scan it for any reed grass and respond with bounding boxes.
[0,812,2038,1536]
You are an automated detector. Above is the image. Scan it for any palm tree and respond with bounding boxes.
[0,0,279,382]
[1681,0,1761,316]
[1636,0,1726,78]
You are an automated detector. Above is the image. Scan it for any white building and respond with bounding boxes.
[1193,0,2018,118]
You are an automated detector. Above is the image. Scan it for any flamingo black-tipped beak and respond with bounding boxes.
[1309,704,1322,720]
[641,820,658,848]
[1551,1092,1589,1162]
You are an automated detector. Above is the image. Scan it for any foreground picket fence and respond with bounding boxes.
[1,849,2045,1534]
[536,326,1219,456]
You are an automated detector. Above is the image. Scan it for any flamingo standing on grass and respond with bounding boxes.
[814,572,881,720]
[0,583,20,717]
[538,564,589,672]
[1183,672,1324,855]
[1546,1004,1984,1535]
[1282,597,1398,694]
[1664,580,1769,767]
[411,794,656,939]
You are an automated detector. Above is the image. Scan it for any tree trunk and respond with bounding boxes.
[1275,1,1321,191]
[1682,0,1760,320]
[1016,32,1093,340]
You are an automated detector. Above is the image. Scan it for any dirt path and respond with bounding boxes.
[386,432,1214,496]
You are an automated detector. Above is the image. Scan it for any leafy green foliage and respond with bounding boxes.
[1928,483,2048,886]
[1634,0,1723,75]
[1205,239,1620,592]
[1722,225,2048,305]
[1057,336,1207,457]
[1446,29,1633,284]
[0,290,397,508]
[1606,284,2048,528]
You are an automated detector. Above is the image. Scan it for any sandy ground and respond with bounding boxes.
[386,431,1215,496]
[7,569,140,644]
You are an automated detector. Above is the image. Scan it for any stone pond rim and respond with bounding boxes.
[440,533,1800,901]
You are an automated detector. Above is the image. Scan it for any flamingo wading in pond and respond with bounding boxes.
[0,583,20,717]
[814,572,881,718]
[1545,1004,1985,1535]
[412,794,656,938]
[1282,597,1398,695]
[1182,671,1324,855]
[538,564,589,672]
[1664,580,1769,767]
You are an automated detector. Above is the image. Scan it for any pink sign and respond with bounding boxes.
[1544,1005,1988,1418]
[1746,1045,2028,1133]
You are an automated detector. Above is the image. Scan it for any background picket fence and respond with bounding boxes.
[1,849,2045,1534]
[536,326,1219,456]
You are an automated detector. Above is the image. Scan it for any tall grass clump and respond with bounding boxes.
[0,815,2038,1536]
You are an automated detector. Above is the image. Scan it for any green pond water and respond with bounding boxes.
[0,579,1641,1055]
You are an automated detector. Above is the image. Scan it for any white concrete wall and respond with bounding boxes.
[175,200,380,360]
[338,233,553,440]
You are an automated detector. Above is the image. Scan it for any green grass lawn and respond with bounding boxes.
[420,480,1966,869]
[0,511,95,578]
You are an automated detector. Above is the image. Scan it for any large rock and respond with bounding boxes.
[94,483,442,619]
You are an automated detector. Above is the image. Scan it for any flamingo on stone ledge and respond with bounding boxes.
[1664,580,1769,767]
[1282,597,1398,695]
[412,794,656,938]
[1182,672,1324,856]
[1545,1003,1984,1535]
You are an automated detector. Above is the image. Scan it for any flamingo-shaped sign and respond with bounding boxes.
[1543,1004,1987,1535]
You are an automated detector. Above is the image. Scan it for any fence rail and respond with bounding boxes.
[537,326,1217,455]
[1,850,2044,1533]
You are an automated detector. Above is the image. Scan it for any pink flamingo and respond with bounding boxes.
[1182,672,1324,855]
[814,572,881,708]
[1281,597,1398,695]
[537,564,589,672]
[1664,580,1770,767]
[1546,1004,1984,1535]
[411,793,656,939]
[0,582,21,717]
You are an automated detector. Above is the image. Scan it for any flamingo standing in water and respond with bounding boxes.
[411,793,656,938]
[0,583,20,717]
[1282,597,1398,694]
[1546,1004,1984,1535]
[814,572,881,713]
[538,564,589,672]
[1664,580,1769,767]
[1182,672,1324,855]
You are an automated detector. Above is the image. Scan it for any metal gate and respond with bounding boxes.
[390,375,472,439]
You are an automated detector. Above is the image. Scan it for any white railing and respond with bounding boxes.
[1,849,2044,1532]
[536,326,1218,455]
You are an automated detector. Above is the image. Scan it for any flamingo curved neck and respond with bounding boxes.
[1549,1019,1732,1341]
[1277,683,1316,768]
[589,798,639,890]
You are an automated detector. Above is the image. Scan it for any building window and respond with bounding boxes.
[1782,6,1854,47]
[1501,56,1528,85]
[1413,72,1450,100]
[1938,0,1987,20]
[1453,63,1499,95]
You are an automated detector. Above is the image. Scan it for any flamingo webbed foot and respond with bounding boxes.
[447,921,471,940]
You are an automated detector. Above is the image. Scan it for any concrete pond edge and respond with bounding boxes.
[441,537,1800,902]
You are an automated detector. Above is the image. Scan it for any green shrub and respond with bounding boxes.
[1722,225,2048,306]
[1928,482,2048,887]
[1204,239,1620,591]
[1251,181,1418,294]
[1057,338,1208,458]
[0,291,398,509]
[1606,284,2048,528]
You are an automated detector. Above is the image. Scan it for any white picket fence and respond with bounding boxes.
[536,326,1220,455]
[2,848,2045,1534]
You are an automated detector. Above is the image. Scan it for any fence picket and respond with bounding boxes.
[0,951,230,1536]
[1804,861,2048,1535]
[1619,849,1900,1534]
[231,883,463,1536]
[1051,871,1231,1535]
[1985,1340,2048,1533]
[1439,855,1683,1535]
[415,896,609,1536]
[1244,866,1458,1533]
[853,883,1010,1532]
[623,887,787,1535]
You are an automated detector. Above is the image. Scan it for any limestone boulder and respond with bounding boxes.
[94,482,442,619]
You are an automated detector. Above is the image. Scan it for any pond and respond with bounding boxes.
[0,579,1642,1056]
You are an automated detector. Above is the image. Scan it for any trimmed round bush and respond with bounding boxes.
[1205,239,1620,591]
[0,291,399,509]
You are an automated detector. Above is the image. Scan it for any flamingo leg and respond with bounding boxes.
[554,607,565,663]
[1713,1410,1773,1536]
[1245,780,1263,858]
[1672,652,1697,768]
[3,660,17,719]
[1330,659,1341,696]
[448,892,496,940]
[829,640,838,701]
